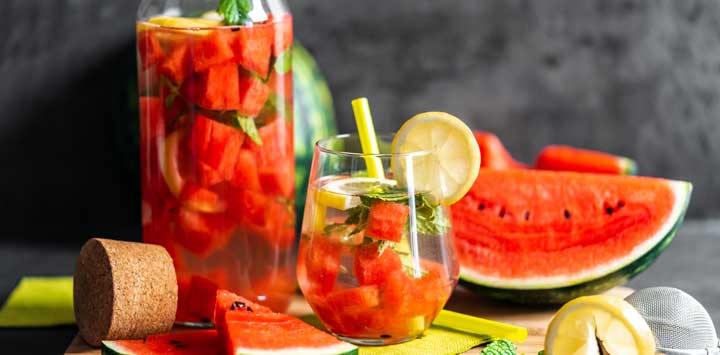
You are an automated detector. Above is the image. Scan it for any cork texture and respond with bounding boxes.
[73,238,177,347]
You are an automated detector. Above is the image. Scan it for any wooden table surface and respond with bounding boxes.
[66,287,633,354]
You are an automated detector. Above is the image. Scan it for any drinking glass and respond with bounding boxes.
[297,133,459,345]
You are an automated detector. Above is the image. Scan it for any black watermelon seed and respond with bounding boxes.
[247,306,253,312]
[478,203,485,210]
[231,27,240,32]
[380,334,392,339]
[499,207,506,218]
[605,207,614,215]
[200,317,211,323]
[524,211,530,221]
[169,340,181,345]
[564,210,571,220]
[617,200,625,208]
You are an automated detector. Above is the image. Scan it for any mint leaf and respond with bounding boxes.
[376,240,394,255]
[481,339,518,355]
[218,0,252,25]
[235,114,262,145]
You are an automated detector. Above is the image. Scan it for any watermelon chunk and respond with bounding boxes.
[305,236,341,294]
[182,63,240,111]
[452,169,692,304]
[139,96,164,143]
[237,73,271,116]
[191,115,244,184]
[535,145,637,175]
[159,41,191,84]
[229,149,261,191]
[189,31,235,73]
[102,329,218,355]
[258,156,294,198]
[175,207,233,257]
[325,286,380,313]
[186,275,224,323]
[353,242,403,286]
[232,26,273,78]
[216,290,358,355]
[137,30,163,69]
[365,201,409,242]
[180,185,226,213]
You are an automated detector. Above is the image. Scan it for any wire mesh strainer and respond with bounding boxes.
[625,287,720,355]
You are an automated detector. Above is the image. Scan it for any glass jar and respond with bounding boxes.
[136,0,294,325]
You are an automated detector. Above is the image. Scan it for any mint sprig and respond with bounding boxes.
[481,339,519,355]
[218,0,253,25]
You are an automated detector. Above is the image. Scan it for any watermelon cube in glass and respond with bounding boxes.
[137,0,295,325]
[297,134,459,345]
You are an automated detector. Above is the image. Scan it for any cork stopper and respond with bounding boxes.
[74,238,177,346]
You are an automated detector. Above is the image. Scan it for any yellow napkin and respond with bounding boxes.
[301,315,494,355]
[0,277,75,327]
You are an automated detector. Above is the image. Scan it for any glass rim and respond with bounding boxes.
[136,15,289,30]
[315,133,437,158]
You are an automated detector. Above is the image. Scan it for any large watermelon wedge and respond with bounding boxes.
[452,169,692,304]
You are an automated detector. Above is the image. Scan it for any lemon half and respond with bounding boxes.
[545,295,656,355]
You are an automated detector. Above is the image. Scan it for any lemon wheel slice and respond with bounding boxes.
[315,177,397,211]
[391,112,480,205]
[545,295,656,355]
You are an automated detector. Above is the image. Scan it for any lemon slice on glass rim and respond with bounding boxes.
[391,112,480,205]
[545,295,656,355]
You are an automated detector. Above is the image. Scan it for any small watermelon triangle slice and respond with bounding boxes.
[215,290,358,355]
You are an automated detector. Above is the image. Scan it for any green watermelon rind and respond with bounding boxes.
[101,341,138,355]
[458,180,692,305]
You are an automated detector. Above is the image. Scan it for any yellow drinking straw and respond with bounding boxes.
[351,97,385,179]
[433,310,528,342]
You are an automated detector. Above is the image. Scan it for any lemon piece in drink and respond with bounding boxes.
[315,177,397,211]
[545,295,656,355]
[147,17,222,28]
[391,112,480,205]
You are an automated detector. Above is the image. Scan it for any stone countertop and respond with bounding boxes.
[0,219,717,354]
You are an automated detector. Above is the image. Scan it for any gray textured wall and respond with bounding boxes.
[293,0,720,217]
[0,0,718,244]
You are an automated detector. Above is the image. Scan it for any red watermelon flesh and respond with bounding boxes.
[189,31,234,73]
[237,73,271,116]
[353,242,403,286]
[102,329,218,355]
[365,201,409,242]
[182,63,240,111]
[137,30,164,69]
[452,169,691,289]
[474,131,526,169]
[139,97,164,143]
[270,13,293,56]
[191,115,245,184]
[159,41,191,84]
[232,25,273,78]
[216,290,357,355]
[535,145,637,175]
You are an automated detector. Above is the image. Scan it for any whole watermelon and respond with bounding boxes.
[292,43,337,229]
[111,41,336,234]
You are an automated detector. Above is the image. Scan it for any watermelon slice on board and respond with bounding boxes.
[452,169,691,304]
[216,290,358,355]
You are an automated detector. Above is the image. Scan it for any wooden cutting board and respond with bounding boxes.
[65,286,633,354]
